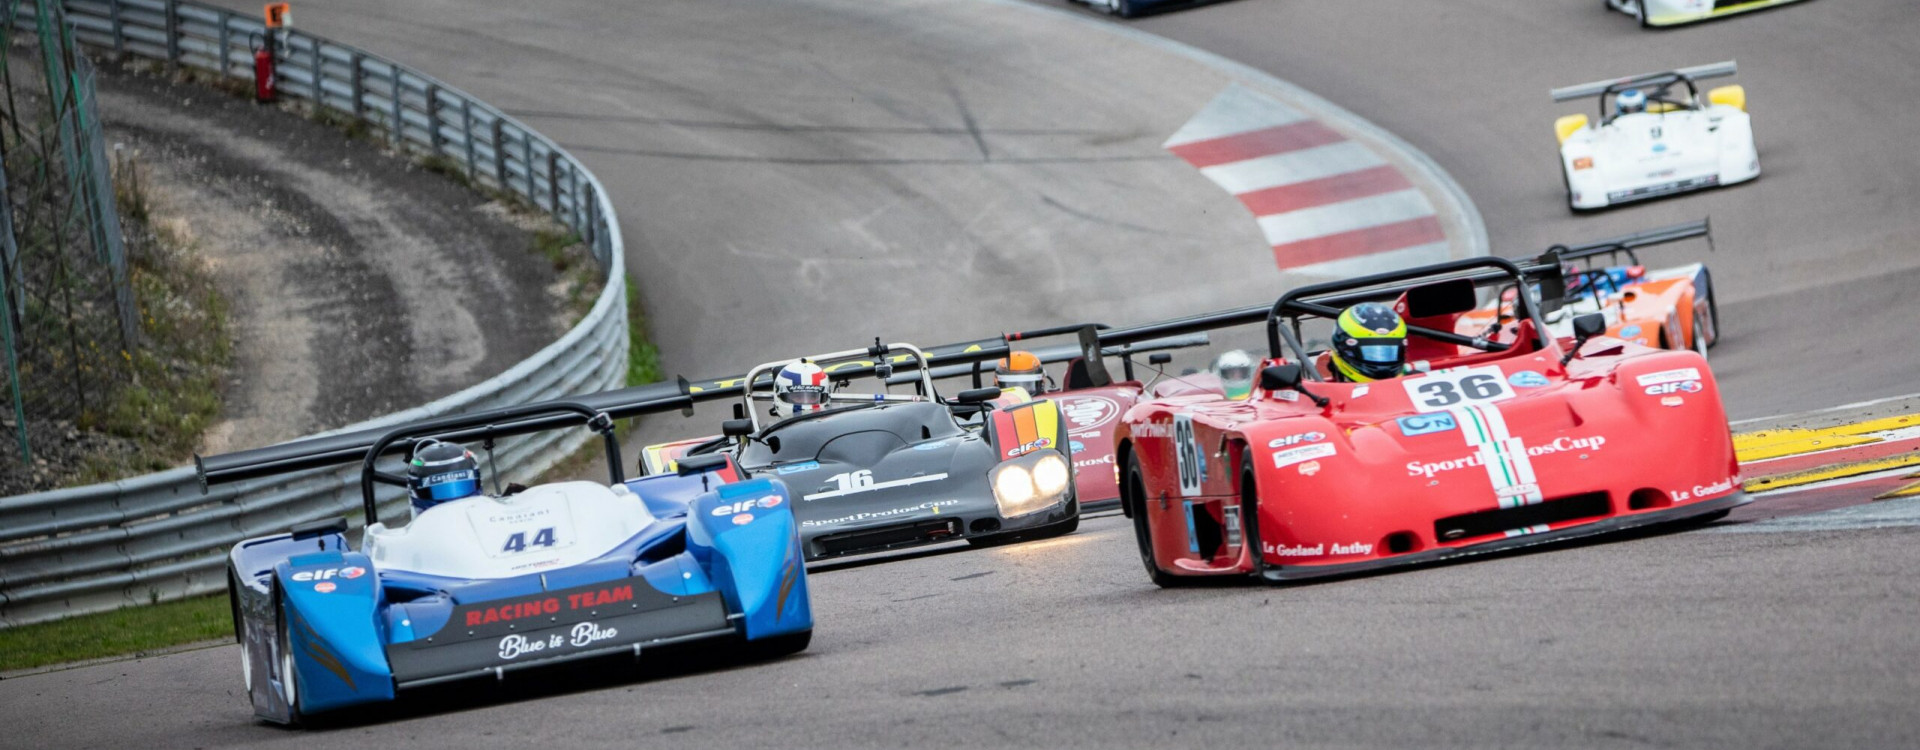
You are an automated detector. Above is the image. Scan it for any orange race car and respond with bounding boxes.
[1463,220,1720,362]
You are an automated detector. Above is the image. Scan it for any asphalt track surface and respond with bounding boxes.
[7,1,1920,747]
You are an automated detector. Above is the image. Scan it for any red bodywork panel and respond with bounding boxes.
[1046,384,1142,508]
[1119,329,1741,581]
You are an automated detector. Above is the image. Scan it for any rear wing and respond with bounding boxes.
[891,332,1213,387]
[197,378,695,487]
[1550,60,1737,102]
[1541,218,1713,266]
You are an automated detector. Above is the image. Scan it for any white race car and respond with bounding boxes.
[1551,61,1758,211]
[1605,0,1805,28]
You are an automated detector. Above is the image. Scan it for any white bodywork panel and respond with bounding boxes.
[364,481,656,580]
[1561,107,1757,210]
[1606,0,1804,27]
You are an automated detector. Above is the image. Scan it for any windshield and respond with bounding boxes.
[737,402,963,467]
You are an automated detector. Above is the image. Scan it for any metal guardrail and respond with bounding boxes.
[0,0,630,627]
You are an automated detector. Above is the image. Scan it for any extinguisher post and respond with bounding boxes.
[254,4,289,104]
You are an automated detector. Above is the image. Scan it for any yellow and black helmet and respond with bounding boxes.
[1329,302,1407,382]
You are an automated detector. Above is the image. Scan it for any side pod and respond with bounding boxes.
[686,478,812,641]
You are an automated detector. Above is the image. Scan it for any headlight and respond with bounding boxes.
[1032,454,1070,496]
[994,465,1036,507]
[991,452,1071,519]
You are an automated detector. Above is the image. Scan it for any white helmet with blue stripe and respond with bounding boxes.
[774,359,829,417]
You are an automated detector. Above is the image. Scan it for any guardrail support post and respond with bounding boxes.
[545,151,560,213]
[388,69,403,149]
[425,83,442,158]
[107,0,125,54]
[163,0,180,66]
[348,52,364,119]
[490,118,507,190]
[461,97,477,182]
[217,15,231,78]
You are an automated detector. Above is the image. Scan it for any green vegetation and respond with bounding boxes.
[70,152,232,483]
[626,280,662,387]
[0,594,231,673]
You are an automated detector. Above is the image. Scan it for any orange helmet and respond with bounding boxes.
[995,350,1046,394]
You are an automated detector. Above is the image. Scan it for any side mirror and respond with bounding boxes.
[1259,364,1304,392]
[1561,313,1607,366]
[955,387,1000,405]
[721,419,754,438]
[732,402,746,420]
[1259,364,1327,407]
[1572,312,1606,338]
[1148,353,1172,366]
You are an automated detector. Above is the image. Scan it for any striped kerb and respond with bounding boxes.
[1165,84,1448,272]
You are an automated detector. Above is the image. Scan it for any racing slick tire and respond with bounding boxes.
[1125,452,1198,588]
[1109,0,1136,19]
[1240,452,1265,580]
[744,630,812,661]
[228,566,254,698]
[1698,269,1721,350]
[273,583,304,726]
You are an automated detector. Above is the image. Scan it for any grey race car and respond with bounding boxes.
[640,341,1080,561]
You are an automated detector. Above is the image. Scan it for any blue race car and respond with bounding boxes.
[200,396,810,725]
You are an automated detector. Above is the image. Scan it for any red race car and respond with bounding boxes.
[1115,256,1749,586]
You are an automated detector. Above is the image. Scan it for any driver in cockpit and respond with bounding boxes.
[772,359,830,418]
[407,440,483,517]
[1615,88,1648,116]
[1327,302,1410,383]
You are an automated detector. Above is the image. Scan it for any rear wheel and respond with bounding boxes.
[1126,453,1192,588]
[1239,453,1265,580]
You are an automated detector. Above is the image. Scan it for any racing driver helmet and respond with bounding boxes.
[1329,302,1408,383]
[774,359,829,417]
[994,350,1048,396]
[407,440,482,517]
[1213,349,1256,400]
[1615,88,1648,115]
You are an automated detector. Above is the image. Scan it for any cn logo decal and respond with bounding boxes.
[1174,414,1203,498]
[1397,413,1458,437]
[1644,380,1702,396]
[1402,366,1515,413]
[502,527,557,554]
[1062,397,1120,429]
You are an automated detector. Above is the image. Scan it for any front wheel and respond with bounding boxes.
[1126,453,1193,588]
[273,587,303,725]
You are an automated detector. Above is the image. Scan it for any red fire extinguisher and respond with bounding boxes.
[253,4,289,103]
[251,33,275,103]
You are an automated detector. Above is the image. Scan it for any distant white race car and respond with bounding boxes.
[1551,61,1758,211]
[1604,0,1805,28]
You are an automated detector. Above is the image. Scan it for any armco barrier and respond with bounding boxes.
[0,0,630,627]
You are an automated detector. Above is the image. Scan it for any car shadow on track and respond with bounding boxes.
[282,641,808,731]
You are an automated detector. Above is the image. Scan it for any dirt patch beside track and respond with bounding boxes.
[96,65,577,454]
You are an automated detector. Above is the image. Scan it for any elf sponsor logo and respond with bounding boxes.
[710,495,785,516]
[1062,397,1120,429]
[1272,443,1336,469]
[1267,431,1325,449]
[291,566,365,582]
[1406,436,1607,478]
[801,500,963,528]
[1006,437,1053,458]
[1133,421,1174,439]
[1635,368,1701,387]
[497,621,622,661]
[463,584,635,627]
[1669,477,1737,502]
[1644,380,1702,396]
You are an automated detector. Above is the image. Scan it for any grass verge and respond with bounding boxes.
[0,594,230,673]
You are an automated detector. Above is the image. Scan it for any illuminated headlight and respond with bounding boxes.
[994,465,1036,507]
[990,451,1071,518]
